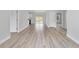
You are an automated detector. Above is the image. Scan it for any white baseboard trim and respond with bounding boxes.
[0,35,10,45]
[47,25,56,28]
[67,34,79,45]
[18,25,29,33]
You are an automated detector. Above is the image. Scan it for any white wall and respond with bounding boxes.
[62,11,67,29]
[31,12,35,24]
[0,11,10,44]
[18,10,29,32]
[46,11,49,26]
[10,11,17,32]
[67,10,79,44]
[47,11,57,27]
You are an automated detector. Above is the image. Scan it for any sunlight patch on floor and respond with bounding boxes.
[35,24,44,31]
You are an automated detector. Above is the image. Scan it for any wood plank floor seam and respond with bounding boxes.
[0,24,79,48]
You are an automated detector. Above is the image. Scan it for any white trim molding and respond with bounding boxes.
[0,35,10,45]
[67,34,79,45]
[18,25,29,33]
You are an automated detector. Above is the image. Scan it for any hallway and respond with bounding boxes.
[0,24,79,48]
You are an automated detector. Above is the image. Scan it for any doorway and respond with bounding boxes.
[34,13,45,31]
[56,12,67,35]
[35,15,44,24]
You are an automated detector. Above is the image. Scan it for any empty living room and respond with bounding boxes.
[0,10,79,48]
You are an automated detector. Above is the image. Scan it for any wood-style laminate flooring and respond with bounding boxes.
[0,24,79,48]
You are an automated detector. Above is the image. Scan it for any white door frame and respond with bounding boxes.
[16,10,19,32]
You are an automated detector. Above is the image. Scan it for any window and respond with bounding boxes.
[35,16,43,24]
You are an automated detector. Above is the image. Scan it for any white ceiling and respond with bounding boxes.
[28,10,47,13]
[33,10,47,12]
